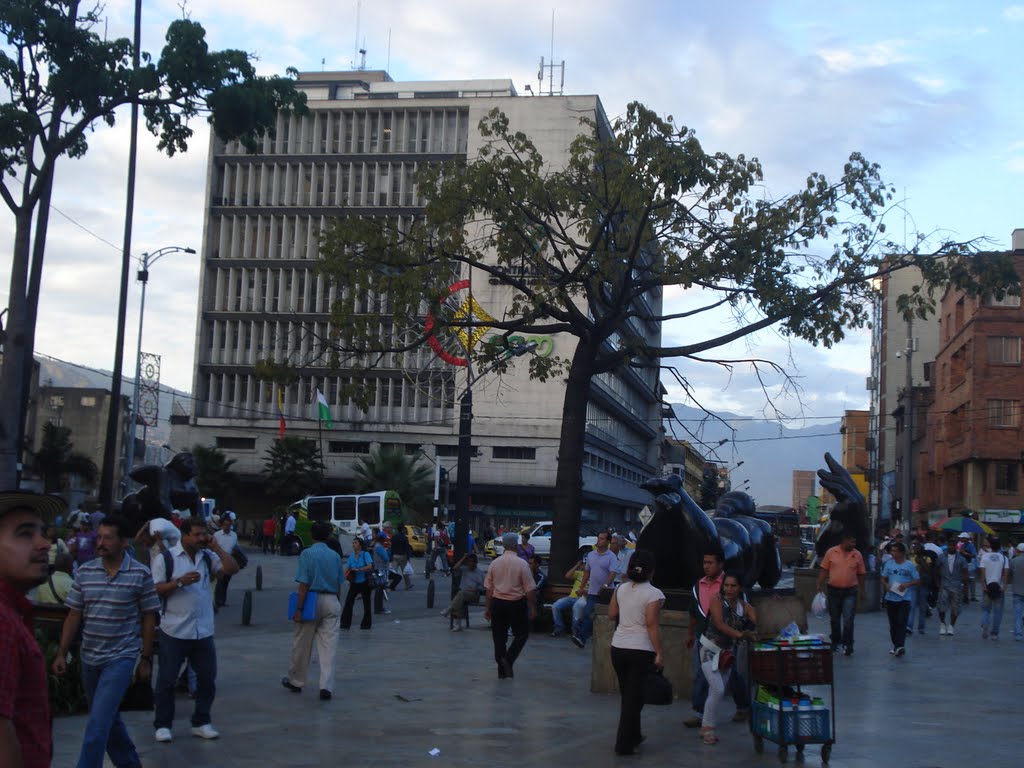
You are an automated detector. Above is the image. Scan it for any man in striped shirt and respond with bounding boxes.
[54,515,159,768]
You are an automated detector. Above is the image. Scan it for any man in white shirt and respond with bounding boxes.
[212,516,239,610]
[978,536,1009,640]
[151,517,238,743]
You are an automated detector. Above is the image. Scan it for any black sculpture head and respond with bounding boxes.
[120,451,202,537]
[814,452,871,558]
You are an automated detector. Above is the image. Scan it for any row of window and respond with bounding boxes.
[582,450,647,486]
[213,435,536,461]
[213,160,427,209]
[221,107,471,157]
[946,399,1021,435]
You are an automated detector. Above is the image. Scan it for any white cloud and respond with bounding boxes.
[1002,5,1024,21]
[1008,156,1024,173]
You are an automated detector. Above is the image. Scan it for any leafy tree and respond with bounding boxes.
[32,422,97,493]
[0,0,307,488]
[699,465,722,511]
[316,104,1019,574]
[353,447,434,520]
[191,444,237,506]
[262,437,323,500]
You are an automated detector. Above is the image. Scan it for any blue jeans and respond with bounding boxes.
[827,586,858,650]
[1013,594,1024,640]
[572,594,599,643]
[154,631,217,729]
[981,591,1005,637]
[906,586,927,632]
[78,657,140,768]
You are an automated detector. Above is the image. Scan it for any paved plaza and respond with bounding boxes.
[52,552,1023,767]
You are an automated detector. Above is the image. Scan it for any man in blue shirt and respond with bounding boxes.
[572,532,617,648]
[281,522,343,700]
[881,541,920,657]
[55,515,160,767]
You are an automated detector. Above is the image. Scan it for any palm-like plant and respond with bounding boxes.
[262,437,324,500]
[33,423,97,493]
[191,445,237,506]
[353,447,433,518]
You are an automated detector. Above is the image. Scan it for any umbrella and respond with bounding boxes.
[930,517,995,535]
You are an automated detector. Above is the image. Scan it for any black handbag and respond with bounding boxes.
[232,545,248,570]
[643,665,673,706]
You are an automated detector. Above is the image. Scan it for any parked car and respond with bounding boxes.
[488,521,598,561]
[404,525,426,556]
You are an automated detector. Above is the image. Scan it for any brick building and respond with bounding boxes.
[919,243,1024,527]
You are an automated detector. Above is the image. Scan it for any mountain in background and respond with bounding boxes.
[667,403,841,507]
[36,355,190,450]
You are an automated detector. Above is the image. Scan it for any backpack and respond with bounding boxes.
[159,548,213,614]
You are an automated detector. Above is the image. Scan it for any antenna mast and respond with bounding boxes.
[537,10,565,95]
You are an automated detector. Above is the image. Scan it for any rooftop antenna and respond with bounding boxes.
[352,0,361,69]
[537,9,565,96]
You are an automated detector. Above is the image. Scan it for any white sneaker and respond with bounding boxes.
[947,624,955,636]
[451,624,462,632]
[155,728,173,743]
[939,623,947,636]
[191,724,220,740]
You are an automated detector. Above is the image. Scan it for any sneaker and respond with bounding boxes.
[918,628,926,635]
[440,609,450,618]
[947,625,955,636]
[889,648,895,655]
[550,629,565,638]
[191,724,220,740]
[905,626,913,635]
[154,728,173,743]
[991,634,999,641]
[895,647,906,657]
[843,646,853,656]
[939,623,947,636]
[451,624,462,632]
[319,689,332,700]
[571,634,585,648]
[281,677,301,693]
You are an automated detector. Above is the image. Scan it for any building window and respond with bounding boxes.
[995,463,1020,493]
[987,336,1022,364]
[984,292,1022,308]
[327,441,370,454]
[493,447,537,460]
[988,399,1021,428]
[215,436,256,450]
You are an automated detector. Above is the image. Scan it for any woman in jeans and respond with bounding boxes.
[700,572,757,745]
[340,538,373,629]
[607,550,664,756]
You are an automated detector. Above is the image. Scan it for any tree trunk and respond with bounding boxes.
[0,210,35,488]
[549,340,598,579]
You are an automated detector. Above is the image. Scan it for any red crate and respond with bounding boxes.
[750,648,833,685]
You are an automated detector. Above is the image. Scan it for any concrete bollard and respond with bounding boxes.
[426,578,435,609]
[255,565,263,591]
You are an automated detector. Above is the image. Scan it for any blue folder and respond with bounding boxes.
[287,592,318,621]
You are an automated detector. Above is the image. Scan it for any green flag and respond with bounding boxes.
[314,389,333,428]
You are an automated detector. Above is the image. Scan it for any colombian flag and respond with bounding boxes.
[277,388,286,438]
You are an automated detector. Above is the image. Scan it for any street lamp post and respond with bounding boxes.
[452,340,538,562]
[122,246,195,494]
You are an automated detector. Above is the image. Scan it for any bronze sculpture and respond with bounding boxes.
[120,452,202,536]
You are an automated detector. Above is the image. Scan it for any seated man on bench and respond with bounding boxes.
[441,553,484,631]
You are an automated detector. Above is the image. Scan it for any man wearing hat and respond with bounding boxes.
[1010,543,1024,641]
[0,491,65,768]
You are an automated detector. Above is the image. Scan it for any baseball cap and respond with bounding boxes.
[958,532,970,539]
[1016,543,1024,553]
[0,491,67,521]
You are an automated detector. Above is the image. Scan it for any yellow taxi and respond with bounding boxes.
[404,525,427,556]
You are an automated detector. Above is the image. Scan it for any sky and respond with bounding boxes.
[3,1,1023,439]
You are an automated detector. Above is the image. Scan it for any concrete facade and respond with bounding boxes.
[171,71,662,527]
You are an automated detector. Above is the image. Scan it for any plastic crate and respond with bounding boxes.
[752,702,831,745]
[750,647,833,685]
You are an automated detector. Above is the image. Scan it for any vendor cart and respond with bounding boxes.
[748,641,835,763]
